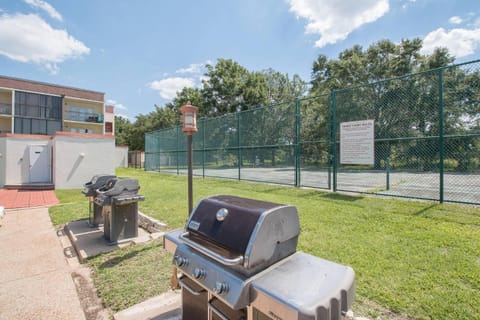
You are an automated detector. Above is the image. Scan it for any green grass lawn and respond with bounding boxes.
[50,168,480,319]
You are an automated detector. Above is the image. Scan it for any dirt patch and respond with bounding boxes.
[352,297,415,320]
[71,267,110,320]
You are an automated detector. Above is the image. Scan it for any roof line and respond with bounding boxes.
[0,74,105,95]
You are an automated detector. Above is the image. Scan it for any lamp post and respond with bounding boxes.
[180,102,198,217]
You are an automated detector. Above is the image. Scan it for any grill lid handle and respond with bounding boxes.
[180,232,244,267]
[216,208,228,222]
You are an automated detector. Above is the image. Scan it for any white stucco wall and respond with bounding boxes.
[0,137,6,187]
[1,135,52,186]
[54,133,115,189]
[115,146,128,168]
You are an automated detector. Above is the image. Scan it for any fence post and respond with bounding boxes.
[294,99,301,187]
[386,157,390,191]
[237,112,241,180]
[202,119,205,178]
[176,126,180,175]
[331,91,338,192]
[327,94,332,190]
[438,69,445,203]
[157,133,161,172]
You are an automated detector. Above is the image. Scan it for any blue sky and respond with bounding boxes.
[0,0,479,120]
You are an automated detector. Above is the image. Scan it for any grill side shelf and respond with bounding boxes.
[250,252,355,320]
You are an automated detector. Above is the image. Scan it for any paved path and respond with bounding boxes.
[0,189,59,209]
[0,207,85,320]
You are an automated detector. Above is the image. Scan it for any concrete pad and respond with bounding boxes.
[114,291,181,320]
[0,207,85,320]
[65,219,154,262]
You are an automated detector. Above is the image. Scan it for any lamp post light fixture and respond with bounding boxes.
[180,102,198,216]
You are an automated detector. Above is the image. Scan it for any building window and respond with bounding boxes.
[14,91,62,135]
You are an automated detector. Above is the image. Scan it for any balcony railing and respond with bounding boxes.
[14,105,61,120]
[0,103,12,115]
[64,110,104,123]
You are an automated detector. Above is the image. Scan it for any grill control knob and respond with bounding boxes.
[174,255,188,267]
[193,267,206,279]
[213,281,229,295]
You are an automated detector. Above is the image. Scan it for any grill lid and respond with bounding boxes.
[184,195,299,271]
[96,178,140,197]
[82,174,116,196]
[187,195,280,255]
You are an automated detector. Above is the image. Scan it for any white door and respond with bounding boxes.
[29,145,50,183]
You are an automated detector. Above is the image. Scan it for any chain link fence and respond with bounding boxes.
[145,60,480,205]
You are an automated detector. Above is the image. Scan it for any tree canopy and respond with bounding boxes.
[124,58,307,150]
[120,38,472,152]
[310,39,454,95]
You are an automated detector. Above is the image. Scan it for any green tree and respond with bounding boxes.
[114,116,132,146]
[127,106,178,150]
[324,39,480,174]
[202,59,260,116]
[263,68,307,104]
[164,87,206,117]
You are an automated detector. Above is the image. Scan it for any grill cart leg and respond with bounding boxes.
[171,266,180,289]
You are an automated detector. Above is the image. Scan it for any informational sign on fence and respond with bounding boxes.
[340,119,374,165]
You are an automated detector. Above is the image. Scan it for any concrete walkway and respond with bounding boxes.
[0,207,86,320]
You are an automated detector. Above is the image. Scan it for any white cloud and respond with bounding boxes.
[24,0,62,22]
[44,62,59,75]
[474,17,480,28]
[449,16,463,25]
[421,27,480,58]
[106,99,128,110]
[115,113,130,120]
[176,60,211,74]
[114,103,127,111]
[176,63,204,74]
[149,77,195,100]
[151,60,211,100]
[288,0,389,47]
[402,0,416,9]
[0,13,90,73]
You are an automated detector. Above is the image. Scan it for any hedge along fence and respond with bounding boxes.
[145,59,480,205]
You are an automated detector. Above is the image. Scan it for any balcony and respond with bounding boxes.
[0,103,12,115]
[64,110,104,123]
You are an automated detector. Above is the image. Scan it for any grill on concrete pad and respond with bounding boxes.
[164,195,355,320]
[94,178,145,243]
[82,174,116,226]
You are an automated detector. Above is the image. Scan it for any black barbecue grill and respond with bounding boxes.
[182,195,300,275]
[82,174,116,197]
[94,178,145,243]
[82,174,116,226]
[164,195,355,320]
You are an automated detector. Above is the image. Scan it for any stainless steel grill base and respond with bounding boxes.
[165,228,355,320]
[180,277,208,319]
[103,202,139,244]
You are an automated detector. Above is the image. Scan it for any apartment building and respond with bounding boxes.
[0,75,114,135]
[0,76,121,189]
